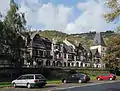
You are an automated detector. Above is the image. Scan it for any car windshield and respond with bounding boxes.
[35,75,45,79]
[75,73,85,77]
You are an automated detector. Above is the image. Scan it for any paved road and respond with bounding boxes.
[55,81,120,91]
[0,81,120,91]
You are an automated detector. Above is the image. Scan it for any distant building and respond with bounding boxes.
[90,32,106,68]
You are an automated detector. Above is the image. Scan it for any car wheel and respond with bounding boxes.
[78,80,82,83]
[13,83,16,88]
[27,83,31,88]
[63,80,66,83]
[109,78,113,81]
[97,78,100,81]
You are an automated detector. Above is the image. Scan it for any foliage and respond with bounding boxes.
[104,0,120,32]
[0,0,26,65]
[102,34,120,68]
[104,0,120,22]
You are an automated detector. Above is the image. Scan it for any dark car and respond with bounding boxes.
[96,73,116,81]
[62,73,90,83]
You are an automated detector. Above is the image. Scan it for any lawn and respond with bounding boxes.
[0,82,12,88]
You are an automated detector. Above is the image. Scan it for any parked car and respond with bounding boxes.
[12,74,47,88]
[62,73,90,83]
[96,73,116,81]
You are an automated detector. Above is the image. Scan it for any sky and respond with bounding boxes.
[0,0,119,34]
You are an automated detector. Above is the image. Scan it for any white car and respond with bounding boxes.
[12,74,47,88]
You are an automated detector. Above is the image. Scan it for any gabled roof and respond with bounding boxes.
[91,49,101,58]
[63,43,74,53]
[92,32,106,46]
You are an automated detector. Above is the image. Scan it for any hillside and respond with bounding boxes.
[36,30,116,48]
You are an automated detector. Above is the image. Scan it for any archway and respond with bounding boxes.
[37,60,43,66]
[85,63,87,67]
[52,61,55,66]
[56,61,62,67]
[71,63,74,67]
[64,62,66,67]
[80,63,83,67]
[68,63,70,67]
[76,62,79,67]
[46,60,50,66]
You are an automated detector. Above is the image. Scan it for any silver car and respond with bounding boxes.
[12,74,47,88]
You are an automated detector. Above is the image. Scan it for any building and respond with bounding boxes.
[24,32,52,67]
[51,39,92,68]
[90,32,106,68]
[0,31,92,68]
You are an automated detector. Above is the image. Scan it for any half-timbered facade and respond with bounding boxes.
[24,32,52,67]
[51,39,92,67]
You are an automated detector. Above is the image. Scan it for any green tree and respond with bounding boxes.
[104,0,120,23]
[3,0,26,65]
[0,16,7,54]
[102,35,120,68]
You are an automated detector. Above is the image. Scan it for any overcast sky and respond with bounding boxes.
[0,0,118,34]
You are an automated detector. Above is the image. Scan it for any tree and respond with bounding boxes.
[0,17,7,54]
[102,35,120,68]
[104,0,120,23]
[3,0,26,65]
[5,0,26,32]
[104,0,120,68]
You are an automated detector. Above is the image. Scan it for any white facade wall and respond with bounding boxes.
[63,39,76,49]
[90,45,106,57]
[90,45,106,68]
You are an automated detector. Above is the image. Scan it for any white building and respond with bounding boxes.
[90,32,106,68]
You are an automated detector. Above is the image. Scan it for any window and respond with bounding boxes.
[39,50,43,57]
[35,75,45,79]
[33,50,37,55]
[103,48,105,50]
[72,55,74,60]
[72,63,74,66]
[71,74,76,78]
[59,53,61,58]
[47,51,50,56]
[76,56,80,61]
[68,55,72,59]
[64,53,66,58]
[27,76,34,79]
[17,76,26,80]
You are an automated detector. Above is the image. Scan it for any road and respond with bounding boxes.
[55,81,120,91]
[0,81,120,91]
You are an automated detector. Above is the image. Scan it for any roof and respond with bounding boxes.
[27,32,51,49]
[30,31,40,39]
[22,74,43,76]
[91,49,101,58]
[63,43,74,53]
[92,32,106,46]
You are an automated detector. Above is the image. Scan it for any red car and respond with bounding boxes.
[96,73,116,81]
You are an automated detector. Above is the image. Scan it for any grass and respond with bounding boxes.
[116,76,120,80]
[47,80,61,84]
[90,76,97,80]
[1,76,120,88]
[0,82,12,88]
